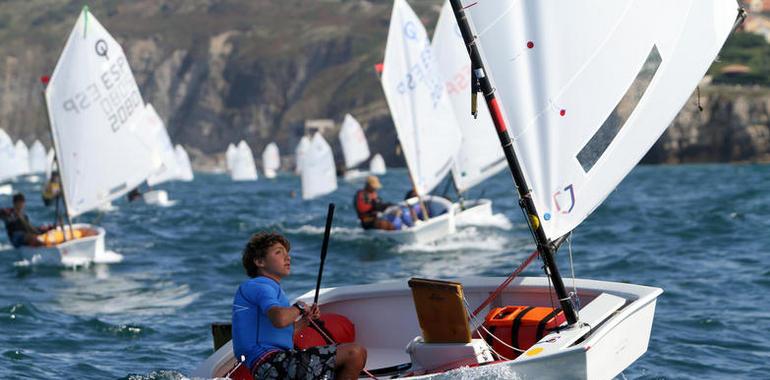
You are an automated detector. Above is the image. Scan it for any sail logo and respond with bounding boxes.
[94,39,109,60]
[553,184,575,214]
[403,21,419,40]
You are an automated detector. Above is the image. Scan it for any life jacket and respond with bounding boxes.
[354,190,378,222]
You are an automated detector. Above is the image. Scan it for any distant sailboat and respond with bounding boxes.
[338,113,371,181]
[0,130,15,194]
[294,135,311,175]
[32,6,159,265]
[174,145,194,182]
[376,0,462,243]
[261,142,280,179]
[13,141,31,177]
[300,132,337,200]
[28,140,47,174]
[369,153,387,175]
[230,140,258,181]
[141,103,180,206]
[225,143,237,172]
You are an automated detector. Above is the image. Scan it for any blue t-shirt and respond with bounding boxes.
[232,276,293,367]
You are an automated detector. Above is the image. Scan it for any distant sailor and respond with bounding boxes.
[232,232,367,379]
[353,176,395,230]
[127,187,142,202]
[42,171,62,206]
[1,193,51,248]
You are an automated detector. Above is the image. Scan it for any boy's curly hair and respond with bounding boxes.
[242,232,291,278]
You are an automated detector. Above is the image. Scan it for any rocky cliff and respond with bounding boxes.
[0,0,768,171]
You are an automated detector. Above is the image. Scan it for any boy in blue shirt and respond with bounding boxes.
[232,232,367,379]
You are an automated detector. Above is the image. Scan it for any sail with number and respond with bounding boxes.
[45,7,157,217]
[230,140,258,181]
[369,153,387,175]
[381,0,461,195]
[462,0,739,240]
[262,142,280,179]
[174,144,194,181]
[432,1,506,193]
[300,132,337,200]
[143,103,181,186]
[339,114,371,170]
[29,140,47,174]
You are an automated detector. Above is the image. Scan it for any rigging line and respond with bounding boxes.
[308,318,379,380]
[568,232,579,309]
[471,248,539,317]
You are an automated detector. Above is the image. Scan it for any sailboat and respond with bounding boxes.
[225,143,237,173]
[339,113,372,182]
[28,140,48,175]
[432,2,508,226]
[229,140,258,181]
[300,132,338,200]
[261,142,280,179]
[373,0,463,244]
[0,130,16,195]
[369,153,387,175]
[174,145,194,182]
[141,103,179,206]
[294,135,311,175]
[13,140,31,178]
[29,6,160,266]
[194,0,740,378]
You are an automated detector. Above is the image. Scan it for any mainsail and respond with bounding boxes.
[432,1,506,193]
[29,140,48,174]
[381,0,461,195]
[230,140,258,181]
[143,103,181,186]
[174,144,194,181]
[262,142,280,178]
[370,153,387,175]
[339,114,371,170]
[45,7,157,217]
[301,132,337,200]
[462,0,739,240]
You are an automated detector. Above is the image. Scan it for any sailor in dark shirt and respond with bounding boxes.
[1,193,47,248]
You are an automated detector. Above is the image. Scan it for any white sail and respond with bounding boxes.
[369,153,387,175]
[339,113,371,169]
[301,132,338,200]
[0,130,17,182]
[225,143,237,171]
[463,0,739,240]
[14,141,31,176]
[143,104,181,186]
[29,140,48,174]
[432,1,506,193]
[294,135,311,174]
[45,7,157,217]
[230,140,258,181]
[381,0,462,195]
[262,142,280,178]
[174,144,194,181]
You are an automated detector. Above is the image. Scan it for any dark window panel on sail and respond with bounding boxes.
[577,45,662,172]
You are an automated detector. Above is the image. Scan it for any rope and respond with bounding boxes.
[567,233,580,310]
[471,248,539,317]
[307,318,379,380]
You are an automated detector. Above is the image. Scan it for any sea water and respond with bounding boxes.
[0,164,768,379]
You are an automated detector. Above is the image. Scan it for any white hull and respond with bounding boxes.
[194,276,661,379]
[263,169,277,179]
[368,196,456,244]
[343,169,370,182]
[453,198,492,227]
[18,224,122,267]
[0,184,11,195]
[143,189,176,207]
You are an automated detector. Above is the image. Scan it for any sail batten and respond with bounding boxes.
[462,0,739,240]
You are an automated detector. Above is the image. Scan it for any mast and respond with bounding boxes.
[449,0,579,325]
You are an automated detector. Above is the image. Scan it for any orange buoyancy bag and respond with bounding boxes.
[294,313,356,350]
[482,306,565,359]
[37,228,85,246]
